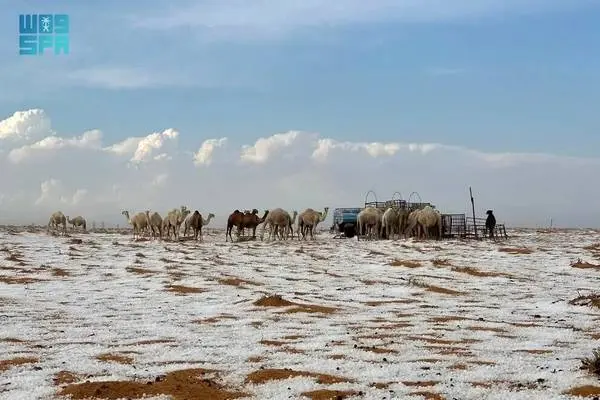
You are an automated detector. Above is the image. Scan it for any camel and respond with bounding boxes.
[396,208,410,239]
[226,210,244,242]
[404,206,441,240]
[145,211,163,240]
[184,211,215,241]
[66,215,86,232]
[274,210,297,240]
[286,210,298,239]
[298,207,329,240]
[163,206,191,241]
[380,207,398,239]
[261,208,295,241]
[240,209,269,240]
[47,211,67,234]
[417,206,442,240]
[122,210,149,240]
[356,207,381,240]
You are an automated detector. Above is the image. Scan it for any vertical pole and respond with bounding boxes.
[469,187,478,239]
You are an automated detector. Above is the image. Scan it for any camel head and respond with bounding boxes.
[259,210,269,222]
[319,207,329,221]
[121,210,130,219]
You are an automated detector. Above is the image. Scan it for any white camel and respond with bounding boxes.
[183,211,215,241]
[66,215,87,232]
[163,206,191,241]
[47,211,67,234]
[356,207,381,240]
[261,208,293,241]
[145,211,163,240]
[381,207,398,239]
[121,210,149,240]
[297,207,329,240]
[396,208,410,239]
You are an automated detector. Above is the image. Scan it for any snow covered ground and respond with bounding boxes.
[1,227,600,400]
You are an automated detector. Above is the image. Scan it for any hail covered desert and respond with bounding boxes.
[1,202,600,400]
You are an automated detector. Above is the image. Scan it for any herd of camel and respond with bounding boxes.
[357,204,443,240]
[45,206,330,242]
[45,203,443,241]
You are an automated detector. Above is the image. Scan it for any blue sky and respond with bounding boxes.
[1,0,600,227]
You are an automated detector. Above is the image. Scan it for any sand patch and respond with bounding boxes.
[301,389,359,399]
[498,247,533,254]
[259,340,287,346]
[429,316,471,323]
[126,339,177,346]
[451,266,511,278]
[126,266,155,275]
[165,284,204,294]
[245,368,351,384]
[0,275,42,284]
[466,325,508,333]
[218,277,261,286]
[409,391,445,400]
[403,381,439,387]
[51,268,70,277]
[0,337,28,343]
[363,299,419,306]
[389,259,422,268]
[254,295,337,314]
[514,349,553,354]
[572,260,600,270]
[53,371,83,385]
[431,258,452,266]
[246,356,265,363]
[194,314,237,324]
[564,385,600,397]
[57,368,246,400]
[0,356,38,372]
[97,353,135,364]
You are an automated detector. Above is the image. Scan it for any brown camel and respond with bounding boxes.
[226,209,269,241]
[226,209,244,242]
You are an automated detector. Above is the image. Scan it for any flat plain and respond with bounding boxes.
[1,227,600,400]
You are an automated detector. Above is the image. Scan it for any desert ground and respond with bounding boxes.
[1,227,600,400]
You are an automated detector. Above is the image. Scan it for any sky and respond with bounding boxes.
[1,0,600,228]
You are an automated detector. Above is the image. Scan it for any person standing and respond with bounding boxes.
[485,210,496,239]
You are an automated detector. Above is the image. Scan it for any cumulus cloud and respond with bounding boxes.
[104,128,179,165]
[8,130,103,164]
[240,131,301,164]
[35,179,87,207]
[193,138,228,166]
[1,109,600,228]
[0,109,52,141]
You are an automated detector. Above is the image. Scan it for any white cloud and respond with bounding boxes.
[194,137,228,166]
[0,109,52,141]
[241,131,300,164]
[312,139,441,161]
[8,130,103,164]
[105,129,179,165]
[132,0,595,41]
[1,109,600,228]
[35,179,87,207]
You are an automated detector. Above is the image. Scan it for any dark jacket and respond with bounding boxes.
[485,213,496,229]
